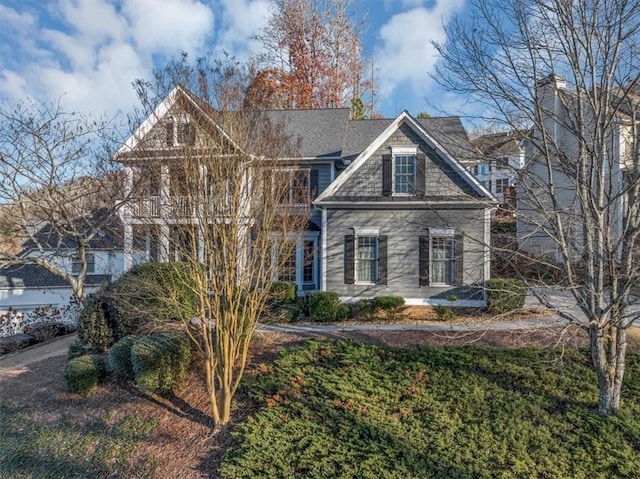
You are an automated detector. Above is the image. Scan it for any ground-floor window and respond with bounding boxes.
[419,230,461,286]
[276,237,318,291]
[356,236,377,283]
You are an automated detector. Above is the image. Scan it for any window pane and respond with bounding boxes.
[279,242,297,283]
[394,155,415,194]
[357,236,376,283]
[303,241,315,283]
[431,237,452,284]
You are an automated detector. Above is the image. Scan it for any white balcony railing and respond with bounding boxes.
[130,196,161,217]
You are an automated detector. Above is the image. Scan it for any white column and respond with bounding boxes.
[123,223,133,272]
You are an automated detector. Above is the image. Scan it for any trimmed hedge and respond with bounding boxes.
[108,335,140,380]
[64,354,107,395]
[77,262,199,351]
[487,278,527,314]
[131,334,192,395]
[307,292,339,322]
[269,281,297,306]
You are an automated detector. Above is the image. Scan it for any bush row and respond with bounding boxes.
[77,262,199,352]
[66,333,192,397]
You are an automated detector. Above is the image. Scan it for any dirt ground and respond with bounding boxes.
[1,327,635,479]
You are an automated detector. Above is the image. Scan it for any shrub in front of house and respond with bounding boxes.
[107,262,200,337]
[273,303,302,322]
[372,296,405,320]
[77,262,199,352]
[268,281,297,306]
[64,354,107,395]
[487,278,527,314]
[130,333,191,395]
[108,335,141,380]
[307,292,351,322]
[77,294,116,352]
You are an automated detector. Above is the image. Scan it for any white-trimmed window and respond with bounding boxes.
[345,229,388,285]
[392,146,417,195]
[495,178,509,195]
[166,117,195,146]
[72,253,95,275]
[419,229,460,286]
[430,236,454,285]
[356,235,377,283]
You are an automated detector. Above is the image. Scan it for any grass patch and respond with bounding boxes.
[221,341,640,478]
[0,404,159,478]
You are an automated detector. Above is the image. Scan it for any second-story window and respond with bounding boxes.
[278,169,310,205]
[72,253,95,275]
[394,155,416,194]
[166,117,196,146]
[382,147,425,197]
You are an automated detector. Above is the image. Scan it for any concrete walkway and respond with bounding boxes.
[0,333,77,370]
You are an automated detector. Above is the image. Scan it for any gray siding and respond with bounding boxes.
[331,122,476,199]
[324,208,487,301]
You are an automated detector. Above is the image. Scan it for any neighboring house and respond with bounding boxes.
[517,74,636,259]
[0,212,124,328]
[116,85,496,306]
[470,131,524,213]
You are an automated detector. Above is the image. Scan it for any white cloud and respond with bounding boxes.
[374,0,464,104]
[0,0,218,118]
[122,0,215,54]
[215,0,273,60]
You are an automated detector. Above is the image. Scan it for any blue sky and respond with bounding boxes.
[0,0,469,120]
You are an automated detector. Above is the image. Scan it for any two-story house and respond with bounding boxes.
[116,85,496,306]
[517,74,638,260]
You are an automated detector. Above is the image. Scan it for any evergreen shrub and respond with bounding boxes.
[131,334,191,395]
[487,278,527,314]
[108,335,141,380]
[64,354,107,395]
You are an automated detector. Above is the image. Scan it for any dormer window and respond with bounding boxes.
[382,146,425,196]
[166,117,196,146]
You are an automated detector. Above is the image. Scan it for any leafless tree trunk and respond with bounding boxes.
[0,99,127,301]
[434,0,640,414]
[128,64,309,426]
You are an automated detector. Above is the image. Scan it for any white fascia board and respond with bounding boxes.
[313,200,493,209]
[115,85,180,158]
[402,114,497,201]
[114,84,244,160]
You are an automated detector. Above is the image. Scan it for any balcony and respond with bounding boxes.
[130,196,161,217]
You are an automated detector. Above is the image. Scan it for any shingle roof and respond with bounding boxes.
[0,264,111,289]
[264,108,351,158]
[472,131,523,158]
[21,208,123,254]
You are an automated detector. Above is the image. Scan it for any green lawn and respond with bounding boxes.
[221,341,640,479]
[0,406,159,479]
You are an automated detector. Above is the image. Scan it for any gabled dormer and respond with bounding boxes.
[316,111,493,205]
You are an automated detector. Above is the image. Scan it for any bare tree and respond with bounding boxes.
[125,66,309,426]
[0,99,126,300]
[434,0,640,414]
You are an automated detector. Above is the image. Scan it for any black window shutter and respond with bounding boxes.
[382,154,392,196]
[419,236,429,286]
[416,153,426,196]
[454,234,464,286]
[377,235,388,285]
[344,235,355,284]
[310,169,319,199]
